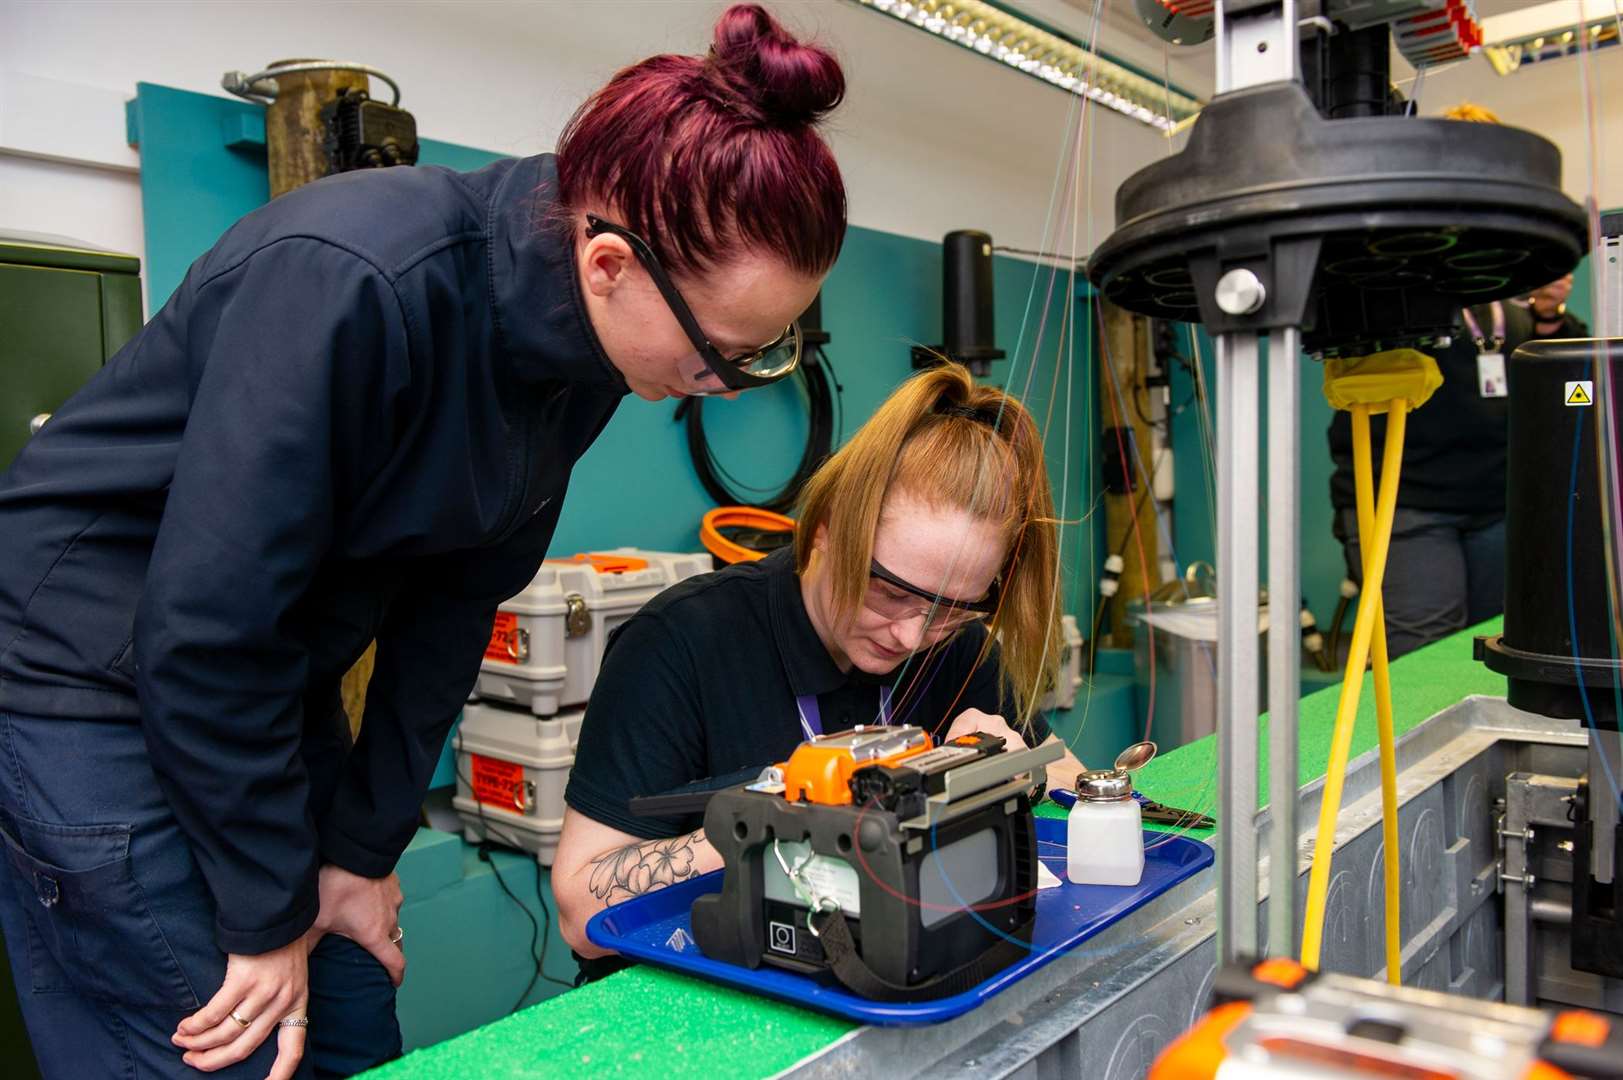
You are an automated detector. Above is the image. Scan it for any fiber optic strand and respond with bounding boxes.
[1301,349,1442,983]
[1574,5,1623,808]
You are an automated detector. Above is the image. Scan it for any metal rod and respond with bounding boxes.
[1591,734,1620,885]
[1530,897,1573,925]
[1267,327,1301,960]
[222,60,403,106]
[1217,330,1262,963]
[1601,226,1621,341]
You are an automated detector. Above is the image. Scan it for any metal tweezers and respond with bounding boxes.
[1139,798,1216,830]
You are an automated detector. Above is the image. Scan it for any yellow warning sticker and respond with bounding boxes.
[1566,381,1593,407]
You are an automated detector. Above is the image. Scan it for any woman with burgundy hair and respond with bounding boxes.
[0,6,845,1078]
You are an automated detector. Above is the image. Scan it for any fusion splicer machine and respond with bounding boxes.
[690,725,1060,1001]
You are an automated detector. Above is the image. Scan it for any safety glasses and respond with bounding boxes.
[866,559,1000,631]
[584,215,803,392]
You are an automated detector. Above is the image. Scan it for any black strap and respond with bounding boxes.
[808,906,1031,1001]
[628,765,770,818]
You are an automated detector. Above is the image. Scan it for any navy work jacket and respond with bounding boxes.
[0,154,626,953]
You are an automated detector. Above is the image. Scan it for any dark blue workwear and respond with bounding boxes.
[0,711,397,1078]
[0,153,625,1074]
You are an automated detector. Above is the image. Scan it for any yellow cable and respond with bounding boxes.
[1353,408,1404,987]
[1300,401,1407,971]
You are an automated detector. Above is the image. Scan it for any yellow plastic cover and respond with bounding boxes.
[1322,349,1444,414]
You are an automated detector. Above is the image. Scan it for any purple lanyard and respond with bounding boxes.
[795,686,894,740]
[1460,302,1505,351]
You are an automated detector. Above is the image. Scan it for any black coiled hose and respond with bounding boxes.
[675,346,843,512]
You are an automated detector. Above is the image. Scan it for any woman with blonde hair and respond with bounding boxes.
[554,362,1086,975]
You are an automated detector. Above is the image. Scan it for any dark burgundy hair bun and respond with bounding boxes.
[556,2,847,277]
[708,3,844,127]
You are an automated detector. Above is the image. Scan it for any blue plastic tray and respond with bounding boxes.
[586,817,1213,1025]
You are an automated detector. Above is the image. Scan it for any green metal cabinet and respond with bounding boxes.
[0,235,143,471]
[0,235,141,1080]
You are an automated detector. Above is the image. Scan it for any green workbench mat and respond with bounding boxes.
[367,966,852,1079]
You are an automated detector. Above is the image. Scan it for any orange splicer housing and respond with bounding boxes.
[1150,961,1622,1080]
[777,728,1001,806]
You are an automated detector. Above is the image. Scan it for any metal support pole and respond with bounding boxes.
[1212,0,1300,966]
[1216,331,1261,963]
[1591,734,1621,885]
[1267,327,1301,959]
[1598,215,1620,341]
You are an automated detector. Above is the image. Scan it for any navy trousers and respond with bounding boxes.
[1336,507,1507,658]
[0,711,401,1079]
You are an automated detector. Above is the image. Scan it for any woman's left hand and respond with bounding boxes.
[945,709,1087,794]
[172,939,308,1077]
[943,707,1023,746]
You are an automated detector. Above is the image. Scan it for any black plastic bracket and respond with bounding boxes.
[1570,777,1623,981]
[1088,82,1587,357]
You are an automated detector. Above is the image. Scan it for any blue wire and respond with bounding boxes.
[926,817,1045,954]
[1564,402,1623,812]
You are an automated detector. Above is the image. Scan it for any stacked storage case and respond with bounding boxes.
[453,549,709,864]
[1038,614,1084,713]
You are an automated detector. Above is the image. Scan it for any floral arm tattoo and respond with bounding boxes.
[587,831,705,903]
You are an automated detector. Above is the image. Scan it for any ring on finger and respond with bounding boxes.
[229,1010,254,1028]
[278,1016,310,1028]
[389,926,404,945]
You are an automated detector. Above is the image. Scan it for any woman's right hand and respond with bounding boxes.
[172,940,308,1079]
[304,864,406,987]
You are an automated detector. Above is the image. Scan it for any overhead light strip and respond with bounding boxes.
[846,0,1204,132]
[1478,0,1621,75]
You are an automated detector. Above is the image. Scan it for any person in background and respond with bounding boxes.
[1326,104,1587,658]
[551,363,1088,978]
[1524,273,1589,341]
[0,6,845,1078]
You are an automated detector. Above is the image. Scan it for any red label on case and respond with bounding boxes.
[471,754,525,810]
[484,612,519,663]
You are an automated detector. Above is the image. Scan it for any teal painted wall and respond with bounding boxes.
[125,81,1137,765]
[128,82,511,307]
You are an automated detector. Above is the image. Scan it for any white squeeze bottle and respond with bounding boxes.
[1067,741,1156,887]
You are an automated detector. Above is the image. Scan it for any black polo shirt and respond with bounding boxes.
[564,548,1050,839]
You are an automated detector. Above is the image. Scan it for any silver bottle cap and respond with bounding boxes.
[1077,768,1133,801]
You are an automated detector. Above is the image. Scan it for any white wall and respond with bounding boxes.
[2,0,1616,298]
[0,0,1178,280]
[1397,44,1622,210]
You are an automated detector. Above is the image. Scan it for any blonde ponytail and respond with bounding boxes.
[794,363,1062,726]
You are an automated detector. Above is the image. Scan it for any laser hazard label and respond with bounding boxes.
[1566,381,1594,407]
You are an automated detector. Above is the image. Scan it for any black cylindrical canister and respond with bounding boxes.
[942,231,1000,363]
[1479,337,1623,728]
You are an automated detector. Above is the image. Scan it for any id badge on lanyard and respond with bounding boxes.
[1461,303,1507,399]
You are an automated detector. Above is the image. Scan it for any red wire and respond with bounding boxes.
[846,796,1042,913]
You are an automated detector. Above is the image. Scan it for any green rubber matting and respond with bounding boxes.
[368,619,1507,1078]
